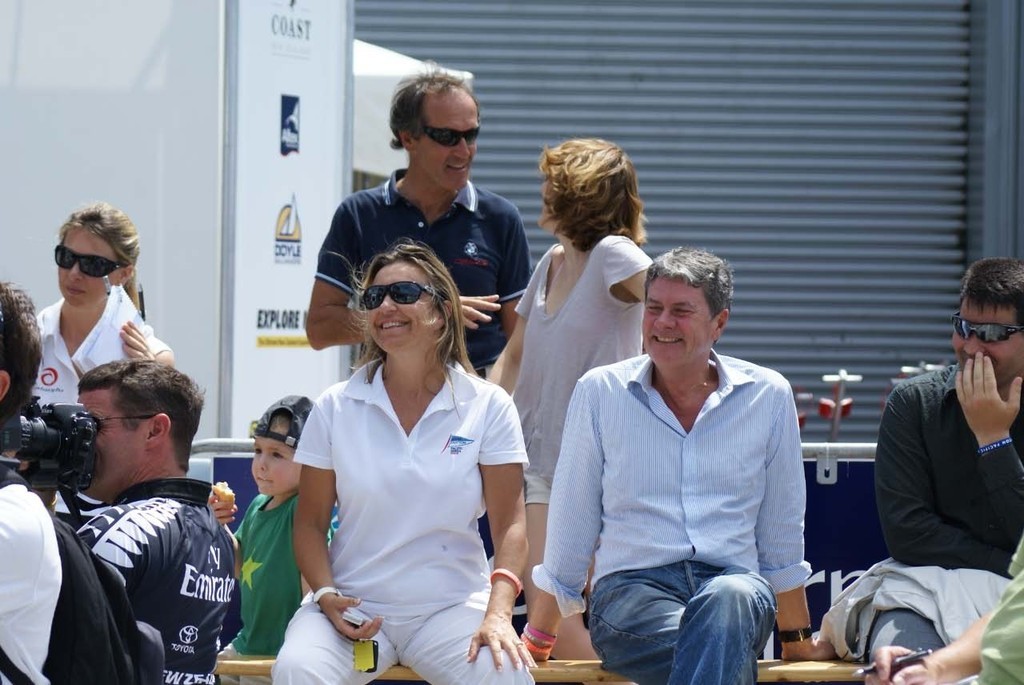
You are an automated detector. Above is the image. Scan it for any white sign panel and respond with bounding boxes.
[227,0,349,437]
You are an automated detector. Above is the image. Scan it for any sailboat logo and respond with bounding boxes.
[274,193,302,264]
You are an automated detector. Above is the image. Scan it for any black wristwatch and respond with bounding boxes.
[778,627,813,643]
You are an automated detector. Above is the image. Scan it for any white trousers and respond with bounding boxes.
[272,600,534,685]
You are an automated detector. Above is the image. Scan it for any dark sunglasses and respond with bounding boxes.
[55,244,126,278]
[360,281,443,310]
[422,125,480,147]
[94,414,156,432]
[951,312,1024,343]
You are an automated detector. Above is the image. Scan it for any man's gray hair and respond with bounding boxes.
[645,247,734,315]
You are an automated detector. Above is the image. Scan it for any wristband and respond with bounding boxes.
[523,637,552,661]
[490,568,524,596]
[522,630,553,650]
[978,437,1013,455]
[778,626,813,643]
[523,623,557,649]
[312,586,342,606]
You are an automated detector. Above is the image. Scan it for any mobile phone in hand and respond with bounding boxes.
[855,648,933,677]
[342,607,371,627]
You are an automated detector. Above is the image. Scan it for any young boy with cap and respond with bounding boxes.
[213,395,313,685]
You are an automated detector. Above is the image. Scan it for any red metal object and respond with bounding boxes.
[820,369,862,442]
[794,390,813,431]
[818,397,853,418]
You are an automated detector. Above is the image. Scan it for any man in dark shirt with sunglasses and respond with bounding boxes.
[867,257,1024,656]
[75,360,233,685]
[306,68,531,373]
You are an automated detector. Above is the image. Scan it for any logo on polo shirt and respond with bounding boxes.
[39,367,59,387]
[274,194,302,264]
[280,95,300,155]
[454,241,489,268]
[443,435,475,455]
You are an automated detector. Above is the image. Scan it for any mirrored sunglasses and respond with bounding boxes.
[54,244,126,278]
[360,281,443,310]
[951,312,1024,343]
[422,125,480,147]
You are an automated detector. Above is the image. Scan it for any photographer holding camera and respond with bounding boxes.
[0,282,61,685]
[75,359,234,685]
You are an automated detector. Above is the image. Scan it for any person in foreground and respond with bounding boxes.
[528,247,835,685]
[865,259,1024,685]
[866,530,1024,685]
[214,395,314,685]
[0,282,60,685]
[37,202,175,524]
[273,242,534,684]
[305,67,531,373]
[75,360,234,685]
[35,201,174,404]
[490,137,651,661]
[855,257,1024,657]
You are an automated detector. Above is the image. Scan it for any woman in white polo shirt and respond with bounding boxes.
[274,242,534,685]
[35,201,173,522]
[35,201,174,404]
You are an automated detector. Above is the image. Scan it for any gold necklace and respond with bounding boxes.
[688,372,715,393]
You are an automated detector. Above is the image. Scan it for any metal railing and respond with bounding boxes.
[803,442,875,484]
[190,439,877,485]
[191,438,255,456]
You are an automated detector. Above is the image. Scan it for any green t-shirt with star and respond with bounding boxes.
[231,493,301,656]
[979,533,1024,684]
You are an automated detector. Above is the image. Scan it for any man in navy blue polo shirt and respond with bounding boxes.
[305,68,531,372]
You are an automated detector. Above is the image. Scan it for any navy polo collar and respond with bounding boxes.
[382,169,478,213]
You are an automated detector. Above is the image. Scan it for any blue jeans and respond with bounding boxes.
[589,561,777,685]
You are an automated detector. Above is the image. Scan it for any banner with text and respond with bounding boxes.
[227,0,350,438]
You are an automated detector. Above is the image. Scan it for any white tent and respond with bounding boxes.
[353,40,474,177]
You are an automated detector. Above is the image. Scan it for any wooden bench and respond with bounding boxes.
[215,656,862,682]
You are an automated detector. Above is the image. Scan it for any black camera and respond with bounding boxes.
[0,399,97,491]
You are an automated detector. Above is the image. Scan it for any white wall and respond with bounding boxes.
[0,0,224,437]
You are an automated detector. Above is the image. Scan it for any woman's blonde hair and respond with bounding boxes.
[354,241,474,379]
[540,138,646,252]
[58,201,142,308]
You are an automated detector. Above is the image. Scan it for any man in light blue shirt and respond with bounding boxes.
[527,247,835,685]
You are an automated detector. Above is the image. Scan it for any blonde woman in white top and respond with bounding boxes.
[274,242,534,685]
[35,202,173,521]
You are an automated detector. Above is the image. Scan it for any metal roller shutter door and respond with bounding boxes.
[356,0,969,442]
